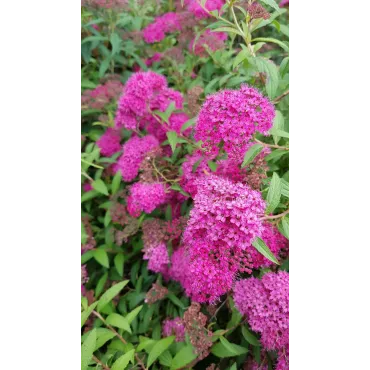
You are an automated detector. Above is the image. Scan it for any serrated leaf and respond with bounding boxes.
[252,37,289,52]
[110,32,122,56]
[181,118,195,132]
[207,160,218,172]
[166,131,179,153]
[93,249,109,268]
[242,144,263,168]
[278,217,289,239]
[211,341,248,358]
[97,280,129,311]
[126,305,143,324]
[147,336,175,368]
[114,253,124,277]
[270,128,289,138]
[159,350,173,367]
[92,179,109,196]
[170,344,197,369]
[99,57,111,78]
[81,329,97,370]
[252,237,279,265]
[81,302,99,328]
[260,0,280,12]
[266,172,282,214]
[241,326,260,346]
[111,349,135,370]
[220,337,240,355]
[111,170,122,195]
[233,49,249,69]
[95,328,116,350]
[281,178,289,198]
[272,111,285,145]
[255,57,279,98]
[212,27,244,37]
[95,272,108,298]
[106,313,132,333]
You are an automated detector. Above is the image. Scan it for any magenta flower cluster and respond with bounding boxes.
[115,72,183,138]
[185,0,224,19]
[96,128,121,157]
[116,135,159,182]
[143,13,182,43]
[127,182,167,217]
[234,271,289,368]
[195,85,275,161]
[162,317,185,342]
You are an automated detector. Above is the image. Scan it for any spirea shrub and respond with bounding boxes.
[81,0,289,369]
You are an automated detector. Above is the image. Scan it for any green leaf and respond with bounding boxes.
[220,337,240,355]
[281,178,289,198]
[95,272,108,298]
[154,102,176,124]
[95,328,116,350]
[252,237,280,265]
[99,57,111,78]
[272,111,285,145]
[212,27,244,38]
[110,32,122,56]
[167,293,184,309]
[81,190,99,203]
[241,144,263,168]
[111,170,122,195]
[181,118,196,132]
[160,350,173,367]
[252,37,288,52]
[270,128,289,138]
[255,57,279,98]
[241,326,260,346]
[171,183,190,197]
[259,0,280,12]
[266,172,282,214]
[126,305,143,324]
[82,35,108,44]
[278,217,289,239]
[167,131,179,153]
[93,249,109,268]
[265,149,288,162]
[137,337,156,352]
[211,341,248,358]
[97,280,129,312]
[170,345,197,369]
[207,160,218,172]
[81,302,98,328]
[147,336,175,368]
[81,329,97,370]
[111,349,135,370]
[233,49,249,69]
[92,179,109,196]
[114,253,124,277]
[106,313,132,333]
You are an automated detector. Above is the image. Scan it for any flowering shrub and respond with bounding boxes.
[81,1,289,369]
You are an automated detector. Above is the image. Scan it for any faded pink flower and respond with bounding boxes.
[162,317,185,342]
[96,128,121,157]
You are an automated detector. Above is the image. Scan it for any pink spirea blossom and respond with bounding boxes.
[189,29,227,57]
[180,153,210,198]
[186,0,224,19]
[145,242,170,276]
[96,128,121,156]
[82,79,123,110]
[184,175,266,251]
[279,0,289,7]
[162,317,186,342]
[168,246,191,286]
[116,135,159,182]
[127,182,167,216]
[234,271,289,353]
[145,53,162,66]
[115,72,184,139]
[83,182,93,192]
[195,85,275,162]
[143,12,182,43]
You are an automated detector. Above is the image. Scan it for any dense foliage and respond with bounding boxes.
[81,1,289,369]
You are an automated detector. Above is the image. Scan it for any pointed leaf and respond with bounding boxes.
[93,249,109,268]
[170,345,197,369]
[266,172,282,214]
[147,336,175,368]
[92,179,109,196]
[242,144,263,168]
[81,329,97,370]
[252,237,280,265]
[111,349,135,370]
[97,280,129,311]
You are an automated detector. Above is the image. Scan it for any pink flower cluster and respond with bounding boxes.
[185,0,224,19]
[189,29,228,57]
[143,12,182,43]
[184,175,266,251]
[171,175,267,302]
[145,242,170,276]
[279,0,289,7]
[195,85,275,162]
[127,182,167,216]
[234,271,289,368]
[96,128,121,157]
[116,135,159,182]
[145,53,162,67]
[162,317,186,342]
[115,72,184,140]
[180,153,210,197]
[81,79,123,110]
